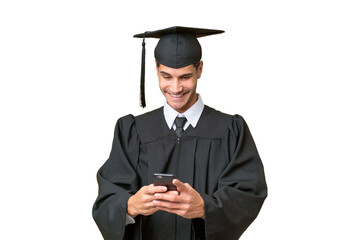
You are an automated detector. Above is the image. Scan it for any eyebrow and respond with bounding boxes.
[160,71,172,76]
[159,71,193,78]
[180,73,193,78]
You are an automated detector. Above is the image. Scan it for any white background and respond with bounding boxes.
[1,0,359,239]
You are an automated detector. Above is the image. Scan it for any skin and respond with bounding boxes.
[127,185,168,218]
[157,61,203,113]
[127,180,205,219]
[127,62,205,219]
[153,179,205,219]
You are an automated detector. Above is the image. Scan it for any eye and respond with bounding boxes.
[161,74,171,80]
[181,75,191,80]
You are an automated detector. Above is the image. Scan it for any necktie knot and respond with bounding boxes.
[175,117,187,137]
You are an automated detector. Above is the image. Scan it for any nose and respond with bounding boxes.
[170,79,183,93]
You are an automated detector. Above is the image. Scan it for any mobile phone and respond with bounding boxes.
[153,173,177,191]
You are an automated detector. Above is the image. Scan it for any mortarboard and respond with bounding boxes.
[133,26,224,108]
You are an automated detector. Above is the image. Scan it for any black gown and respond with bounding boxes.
[92,105,267,240]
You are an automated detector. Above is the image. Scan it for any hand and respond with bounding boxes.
[127,184,168,218]
[153,179,205,219]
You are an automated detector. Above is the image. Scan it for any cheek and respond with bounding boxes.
[158,80,168,92]
[187,79,197,91]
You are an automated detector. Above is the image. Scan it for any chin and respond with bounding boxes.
[167,101,186,112]
[165,92,195,112]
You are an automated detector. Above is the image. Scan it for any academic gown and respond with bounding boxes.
[92,105,267,240]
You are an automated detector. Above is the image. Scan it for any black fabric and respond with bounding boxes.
[134,26,223,69]
[93,106,267,240]
[133,26,224,39]
[154,33,201,69]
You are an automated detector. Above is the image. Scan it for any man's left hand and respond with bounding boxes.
[153,179,205,219]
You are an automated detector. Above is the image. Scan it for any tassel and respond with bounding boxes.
[140,35,146,108]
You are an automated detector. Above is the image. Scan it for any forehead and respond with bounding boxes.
[158,64,196,75]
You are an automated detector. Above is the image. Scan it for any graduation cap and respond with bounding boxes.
[133,26,224,108]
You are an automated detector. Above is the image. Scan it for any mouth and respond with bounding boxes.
[168,92,187,99]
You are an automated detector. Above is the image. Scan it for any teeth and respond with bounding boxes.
[170,93,184,98]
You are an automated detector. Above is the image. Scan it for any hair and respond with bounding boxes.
[156,61,201,70]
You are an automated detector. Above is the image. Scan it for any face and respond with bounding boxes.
[157,61,203,113]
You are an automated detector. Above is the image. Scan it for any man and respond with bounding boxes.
[92,26,267,240]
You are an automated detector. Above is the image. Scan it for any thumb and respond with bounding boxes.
[173,179,188,193]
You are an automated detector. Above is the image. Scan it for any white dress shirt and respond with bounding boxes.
[163,94,204,130]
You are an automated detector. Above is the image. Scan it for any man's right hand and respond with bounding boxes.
[127,184,167,218]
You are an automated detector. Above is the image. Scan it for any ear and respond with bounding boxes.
[197,61,204,79]
[155,60,161,78]
[155,60,159,71]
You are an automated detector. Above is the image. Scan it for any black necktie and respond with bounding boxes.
[175,117,187,137]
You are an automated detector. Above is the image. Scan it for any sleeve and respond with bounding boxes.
[200,115,267,240]
[92,115,140,240]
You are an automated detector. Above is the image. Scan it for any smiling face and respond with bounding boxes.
[157,61,203,113]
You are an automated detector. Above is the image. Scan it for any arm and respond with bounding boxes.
[200,115,267,240]
[92,116,140,240]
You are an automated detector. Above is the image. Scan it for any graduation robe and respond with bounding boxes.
[92,106,267,240]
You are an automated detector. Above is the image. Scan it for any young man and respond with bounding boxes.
[93,26,267,240]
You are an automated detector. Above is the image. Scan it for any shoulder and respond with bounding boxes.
[203,105,233,120]
[203,105,245,128]
[134,107,164,123]
[116,107,163,127]
[135,107,168,143]
[194,105,246,138]
[114,108,165,143]
[111,114,138,142]
[116,114,135,127]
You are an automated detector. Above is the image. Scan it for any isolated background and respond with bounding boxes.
[1,0,359,239]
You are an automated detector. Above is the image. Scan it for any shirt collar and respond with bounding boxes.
[163,94,204,129]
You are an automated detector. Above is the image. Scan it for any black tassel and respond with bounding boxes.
[140,36,146,108]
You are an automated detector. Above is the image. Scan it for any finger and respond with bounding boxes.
[154,192,179,202]
[155,206,186,218]
[172,179,187,193]
[153,199,182,209]
[169,190,180,195]
[142,206,159,216]
[144,201,157,208]
[146,185,168,195]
